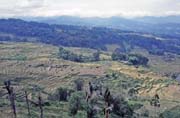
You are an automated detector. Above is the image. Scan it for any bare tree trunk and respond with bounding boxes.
[105,106,109,118]
[105,112,109,118]
[4,81,17,118]
[10,91,17,118]
[38,93,43,118]
[25,91,30,117]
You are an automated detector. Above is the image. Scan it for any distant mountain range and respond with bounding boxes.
[21,15,180,39]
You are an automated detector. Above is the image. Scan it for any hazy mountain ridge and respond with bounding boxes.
[0,18,180,55]
[21,15,180,39]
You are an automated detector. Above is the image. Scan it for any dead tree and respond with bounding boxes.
[25,91,31,117]
[38,93,43,118]
[21,91,44,118]
[150,93,160,118]
[89,82,93,96]
[104,106,113,118]
[104,88,111,105]
[104,88,111,118]
[99,82,103,96]
[86,91,91,102]
[4,80,17,118]
[86,82,94,102]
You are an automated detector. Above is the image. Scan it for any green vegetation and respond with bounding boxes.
[112,50,149,66]
[112,95,134,117]
[48,87,69,101]
[74,79,84,91]
[149,49,165,56]
[68,91,87,117]
[112,52,127,61]
[0,54,27,61]
[0,42,180,118]
[160,106,180,118]
[58,47,100,62]
[128,54,149,66]
[1,19,180,55]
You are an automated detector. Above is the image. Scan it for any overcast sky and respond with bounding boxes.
[0,0,180,18]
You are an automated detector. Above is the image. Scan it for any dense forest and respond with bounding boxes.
[0,19,180,55]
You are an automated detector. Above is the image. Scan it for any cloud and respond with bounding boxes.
[0,0,180,17]
[0,0,44,17]
[17,0,44,8]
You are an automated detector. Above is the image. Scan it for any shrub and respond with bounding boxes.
[112,52,127,61]
[112,95,134,117]
[111,51,149,66]
[141,108,149,117]
[48,87,68,101]
[159,106,180,118]
[74,79,84,91]
[68,92,87,117]
[128,54,149,66]
[87,98,99,118]
[59,47,100,62]
[93,50,100,61]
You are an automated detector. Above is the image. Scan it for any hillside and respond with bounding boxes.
[0,19,180,118]
[0,42,180,118]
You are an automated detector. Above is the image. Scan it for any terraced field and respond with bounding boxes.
[0,41,180,118]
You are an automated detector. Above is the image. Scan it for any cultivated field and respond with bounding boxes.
[0,42,180,118]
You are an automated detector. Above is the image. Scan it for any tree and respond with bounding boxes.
[74,79,84,91]
[112,95,133,118]
[111,52,127,61]
[89,82,93,96]
[58,47,97,62]
[128,56,139,65]
[104,88,112,105]
[150,94,160,118]
[48,87,68,101]
[104,88,113,118]
[58,88,68,101]
[87,98,98,118]
[128,88,138,98]
[68,92,87,117]
[150,94,160,107]
[4,80,17,118]
[93,50,100,61]
[128,54,149,66]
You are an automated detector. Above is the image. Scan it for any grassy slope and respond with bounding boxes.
[131,47,180,74]
[0,42,180,118]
